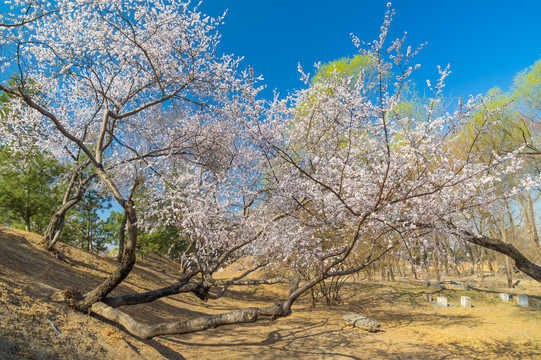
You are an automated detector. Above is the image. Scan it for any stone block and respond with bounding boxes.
[499,293,510,302]
[436,296,448,307]
[461,296,472,308]
[342,313,381,332]
[517,294,529,307]
[422,293,432,302]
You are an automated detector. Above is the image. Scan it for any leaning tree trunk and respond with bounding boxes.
[43,166,93,251]
[43,197,80,250]
[464,232,541,283]
[75,199,138,311]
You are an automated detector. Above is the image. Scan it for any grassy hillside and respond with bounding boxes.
[1,226,540,359]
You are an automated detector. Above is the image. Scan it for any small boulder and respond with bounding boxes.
[342,313,381,332]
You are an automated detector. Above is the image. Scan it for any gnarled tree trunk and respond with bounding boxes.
[464,232,541,283]
[75,199,138,311]
[43,164,94,251]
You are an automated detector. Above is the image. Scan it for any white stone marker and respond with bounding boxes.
[461,296,472,308]
[436,296,448,307]
[499,293,510,302]
[517,294,529,307]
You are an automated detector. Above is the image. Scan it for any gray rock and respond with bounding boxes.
[342,313,381,332]
[499,293,511,302]
[461,296,472,308]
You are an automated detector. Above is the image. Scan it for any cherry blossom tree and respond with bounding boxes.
[0,0,262,312]
[252,4,541,294]
[1,0,540,340]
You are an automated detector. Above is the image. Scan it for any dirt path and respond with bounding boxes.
[1,226,540,359]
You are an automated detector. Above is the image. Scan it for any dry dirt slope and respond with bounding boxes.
[0,225,540,360]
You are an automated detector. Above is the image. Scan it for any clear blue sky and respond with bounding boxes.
[1,1,540,99]
[200,0,541,99]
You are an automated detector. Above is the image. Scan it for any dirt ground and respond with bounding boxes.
[0,226,540,360]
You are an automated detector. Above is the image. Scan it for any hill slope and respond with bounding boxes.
[1,226,540,359]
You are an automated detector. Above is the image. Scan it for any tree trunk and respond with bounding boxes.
[463,230,541,283]
[465,245,475,276]
[395,259,402,278]
[411,263,417,279]
[91,301,286,339]
[432,249,440,281]
[75,199,137,310]
[498,209,513,288]
[422,253,431,279]
[388,266,395,282]
[43,168,91,251]
[526,190,541,257]
[117,211,127,263]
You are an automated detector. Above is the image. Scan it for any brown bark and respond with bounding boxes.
[75,199,137,310]
[103,281,201,308]
[389,266,395,282]
[117,211,127,263]
[464,232,541,283]
[525,190,541,256]
[43,197,79,250]
[497,210,513,288]
[43,163,94,251]
[395,259,403,278]
[441,235,460,276]
[432,249,440,281]
[411,263,417,279]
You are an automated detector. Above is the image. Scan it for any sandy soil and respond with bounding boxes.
[0,226,540,359]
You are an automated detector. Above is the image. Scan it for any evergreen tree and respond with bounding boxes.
[61,190,112,253]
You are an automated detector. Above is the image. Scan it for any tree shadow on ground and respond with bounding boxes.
[444,338,541,359]
[162,319,363,360]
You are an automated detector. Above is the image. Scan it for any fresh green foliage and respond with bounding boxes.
[60,190,112,253]
[311,54,378,85]
[0,146,64,233]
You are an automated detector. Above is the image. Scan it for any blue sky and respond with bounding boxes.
[200,0,541,100]
[1,1,540,99]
